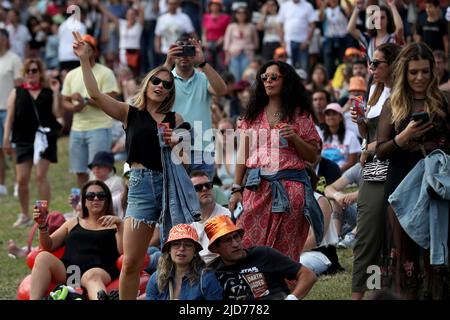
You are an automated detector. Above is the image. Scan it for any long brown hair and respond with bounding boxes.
[156,245,205,293]
[390,43,445,128]
[80,180,114,218]
[131,66,175,113]
[367,43,401,107]
[21,58,49,87]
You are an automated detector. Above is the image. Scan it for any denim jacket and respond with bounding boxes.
[245,168,324,246]
[160,122,201,244]
[146,269,223,300]
[388,149,450,265]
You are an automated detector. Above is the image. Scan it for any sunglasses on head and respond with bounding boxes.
[369,59,388,68]
[26,68,39,74]
[193,182,213,192]
[150,76,173,90]
[85,191,107,201]
[261,73,282,82]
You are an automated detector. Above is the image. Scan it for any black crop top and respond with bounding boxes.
[125,106,176,172]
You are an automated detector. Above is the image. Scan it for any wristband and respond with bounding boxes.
[197,60,207,68]
[38,223,48,230]
[393,136,401,148]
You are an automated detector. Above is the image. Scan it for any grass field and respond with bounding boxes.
[0,136,354,300]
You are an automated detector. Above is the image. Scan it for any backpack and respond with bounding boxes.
[27,211,66,253]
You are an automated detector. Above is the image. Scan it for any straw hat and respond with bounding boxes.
[162,224,203,252]
[205,215,244,251]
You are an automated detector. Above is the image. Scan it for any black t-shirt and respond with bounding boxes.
[416,19,448,52]
[125,106,176,172]
[214,246,302,300]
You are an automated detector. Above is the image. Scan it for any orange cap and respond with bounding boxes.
[81,34,98,55]
[345,47,361,57]
[162,224,202,252]
[348,76,367,92]
[208,0,222,5]
[205,215,244,251]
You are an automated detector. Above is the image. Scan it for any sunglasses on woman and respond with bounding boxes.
[85,191,107,201]
[261,73,282,82]
[150,76,173,90]
[26,68,39,74]
[193,182,213,192]
[369,59,388,68]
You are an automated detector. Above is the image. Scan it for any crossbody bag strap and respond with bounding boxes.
[25,88,43,127]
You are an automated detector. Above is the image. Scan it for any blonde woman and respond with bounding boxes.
[146,224,222,300]
[376,43,450,299]
[72,31,184,299]
[2,58,62,227]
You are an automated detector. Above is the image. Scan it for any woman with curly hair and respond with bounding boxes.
[228,60,321,262]
[146,224,222,300]
[376,43,450,299]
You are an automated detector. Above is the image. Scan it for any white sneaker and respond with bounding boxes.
[13,213,34,228]
[13,183,18,198]
[0,184,7,196]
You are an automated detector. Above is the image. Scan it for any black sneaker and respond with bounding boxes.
[97,289,108,300]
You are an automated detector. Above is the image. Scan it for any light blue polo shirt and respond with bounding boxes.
[172,69,213,151]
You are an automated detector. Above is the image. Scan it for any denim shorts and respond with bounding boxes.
[125,168,163,226]
[69,128,112,173]
[0,110,7,148]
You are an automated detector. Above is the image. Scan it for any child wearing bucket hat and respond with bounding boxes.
[146,224,223,300]
[205,215,317,300]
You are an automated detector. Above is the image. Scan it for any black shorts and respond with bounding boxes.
[15,135,58,164]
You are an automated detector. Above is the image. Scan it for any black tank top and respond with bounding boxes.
[125,106,176,172]
[61,220,120,279]
[12,87,62,144]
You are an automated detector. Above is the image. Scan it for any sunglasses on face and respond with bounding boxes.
[261,73,282,82]
[26,68,39,74]
[193,182,213,192]
[219,232,242,245]
[85,191,107,201]
[171,240,195,249]
[369,59,388,68]
[150,76,173,90]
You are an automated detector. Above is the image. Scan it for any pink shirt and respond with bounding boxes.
[202,14,231,42]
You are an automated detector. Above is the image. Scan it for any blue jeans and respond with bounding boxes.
[0,110,7,148]
[290,41,309,72]
[341,203,358,236]
[69,128,112,173]
[126,168,163,226]
[323,37,348,79]
[229,51,249,82]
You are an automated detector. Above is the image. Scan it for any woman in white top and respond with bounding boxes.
[98,2,144,76]
[347,0,403,61]
[319,103,361,173]
[256,0,281,61]
[349,43,401,300]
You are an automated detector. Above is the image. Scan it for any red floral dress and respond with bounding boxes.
[237,109,321,262]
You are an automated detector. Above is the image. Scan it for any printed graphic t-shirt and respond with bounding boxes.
[214,246,302,300]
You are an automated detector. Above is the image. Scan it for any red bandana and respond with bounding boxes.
[21,82,42,91]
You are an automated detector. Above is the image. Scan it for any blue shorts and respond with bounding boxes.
[69,128,112,173]
[125,168,163,225]
[0,110,7,148]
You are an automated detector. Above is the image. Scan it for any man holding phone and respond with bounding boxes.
[164,34,227,180]
[189,170,231,265]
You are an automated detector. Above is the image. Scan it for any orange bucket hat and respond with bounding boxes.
[162,224,203,252]
[81,34,98,55]
[205,215,244,251]
[348,76,367,92]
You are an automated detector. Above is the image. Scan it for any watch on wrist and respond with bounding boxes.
[197,60,207,68]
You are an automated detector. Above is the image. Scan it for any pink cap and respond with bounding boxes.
[324,103,343,115]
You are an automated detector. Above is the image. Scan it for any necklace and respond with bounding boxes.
[266,110,282,127]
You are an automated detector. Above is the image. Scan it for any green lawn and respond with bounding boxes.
[0,136,354,300]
